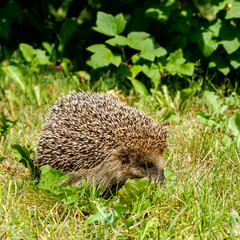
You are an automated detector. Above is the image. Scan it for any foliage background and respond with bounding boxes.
[1,0,240,83]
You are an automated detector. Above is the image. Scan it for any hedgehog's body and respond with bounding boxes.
[36,91,167,188]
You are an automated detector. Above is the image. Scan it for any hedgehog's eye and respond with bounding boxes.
[140,162,154,169]
[147,163,154,169]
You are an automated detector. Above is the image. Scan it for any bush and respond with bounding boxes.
[1,0,240,82]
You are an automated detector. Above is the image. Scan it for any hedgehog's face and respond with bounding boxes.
[111,148,165,184]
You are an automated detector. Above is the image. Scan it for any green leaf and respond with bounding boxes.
[87,44,107,53]
[127,32,150,50]
[128,77,148,96]
[145,1,177,22]
[60,58,73,73]
[128,31,150,40]
[19,43,35,62]
[42,42,52,55]
[209,19,222,37]
[142,63,161,89]
[34,49,50,65]
[168,49,185,65]
[87,44,121,69]
[106,35,128,47]
[190,30,218,57]
[178,63,195,76]
[115,13,127,35]
[118,178,149,205]
[0,109,17,137]
[228,51,240,69]
[112,203,133,228]
[202,91,228,114]
[59,18,77,52]
[93,12,126,36]
[12,145,37,177]
[86,201,118,232]
[140,38,167,61]
[2,65,26,91]
[130,65,142,78]
[131,54,141,64]
[209,56,230,76]
[38,165,83,205]
[204,91,222,113]
[193,0,225,21]
[146,7,169,22]
[167,49,194,76]
[197,114,221,128]
[220,23,240,55]
[33,85,41,106]
[86,211,107,224]
[201,31,219,57]
[163,167,175,181]
[228,111,240,138]
[226,2,240,19]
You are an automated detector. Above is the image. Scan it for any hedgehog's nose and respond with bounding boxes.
[158,171,166,183]
[149,170,165,183]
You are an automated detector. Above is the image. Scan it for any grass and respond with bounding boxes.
[0,68,240,239]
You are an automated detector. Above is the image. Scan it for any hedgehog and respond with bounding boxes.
[36,91,167,188]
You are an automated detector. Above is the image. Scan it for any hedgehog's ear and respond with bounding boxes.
[116,147,133,164]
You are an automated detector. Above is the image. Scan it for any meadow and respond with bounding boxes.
[0,69,239,239]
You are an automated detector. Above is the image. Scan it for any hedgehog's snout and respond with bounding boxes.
[149,168,165,183]
[138,162,165,183]
[115,148,165,183]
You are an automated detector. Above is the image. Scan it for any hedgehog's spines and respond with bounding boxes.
[36,91,167,187]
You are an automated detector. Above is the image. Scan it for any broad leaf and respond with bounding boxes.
[167,49,194,76]
[128,77,148,96]
[87,44,121,69]
[38,165,82,205]
[3,65,26,91]
[34,49,50,65]
[86,201,118,232]
[168,49,185,65]
[146,7,169,22]
[130,65,142,78]
[190,29,218,57]
[12,145,37,176]
[106,35,128,47]
[140,38,167,61]
[226,2,240,19]
[93,12,126,36]
[209,56,230,76]
[59,18,77,51]
[142,63,161,89]
[19,43,35,62]
[201,31,219,57]
[220,23,240,54]
[42,42,52,55]
[163,167,175,181]
[202,91,228,114]
[127,31,150,51]
[118,178,149,204]
[228,51,240,69]
[112,203,133,228]
[228,111,240,138]
[0,109,17,137]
